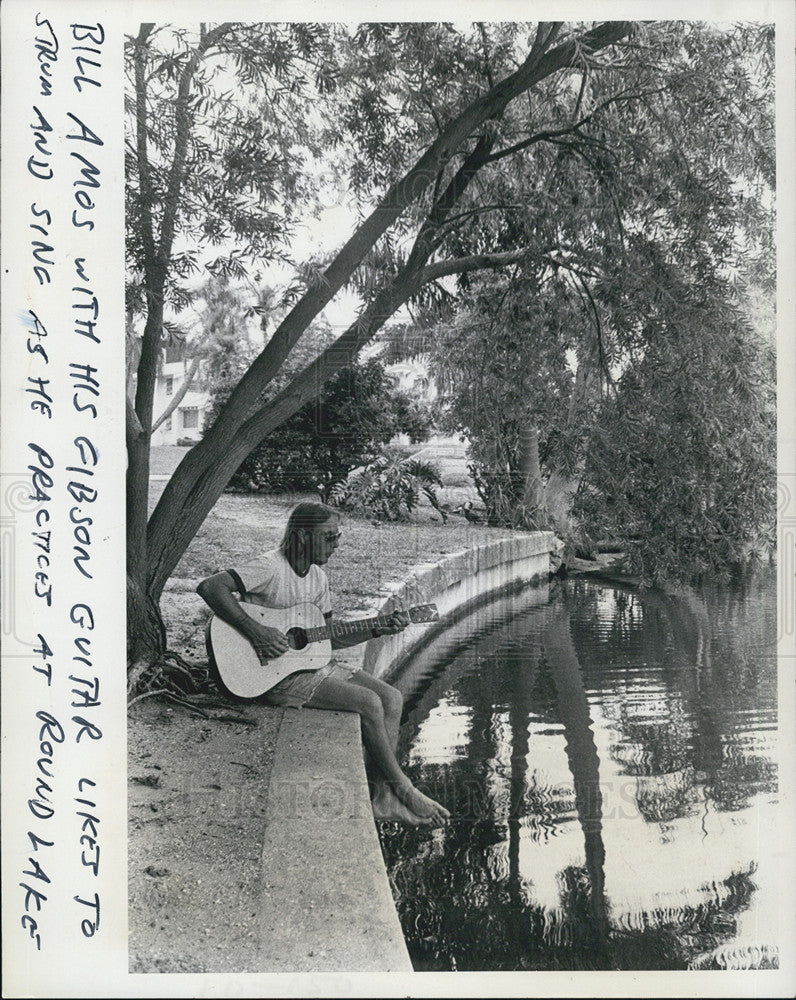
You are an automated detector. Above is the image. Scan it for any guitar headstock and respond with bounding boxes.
[408,603,439,624]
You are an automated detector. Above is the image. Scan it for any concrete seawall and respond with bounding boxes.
[363,530,557,682]
[258,531,557,972]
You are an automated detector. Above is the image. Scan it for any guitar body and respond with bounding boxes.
[206,599,438,701]
[207,601,332,700]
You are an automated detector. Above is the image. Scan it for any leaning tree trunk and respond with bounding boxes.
[144,273,421,605]
[139,20,632,607]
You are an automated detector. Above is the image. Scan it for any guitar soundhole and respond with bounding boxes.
[286,627,308,651]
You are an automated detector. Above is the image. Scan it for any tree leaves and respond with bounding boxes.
[398,21,776,581]
[125,23,334,316]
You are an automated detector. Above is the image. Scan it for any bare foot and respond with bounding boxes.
[395,780,450,826]
[371,784,432,825]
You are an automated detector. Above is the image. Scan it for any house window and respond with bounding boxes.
[165,375,174,396]
[182,407,199,429]
[164,415,173,432]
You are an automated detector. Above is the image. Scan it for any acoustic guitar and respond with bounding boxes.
[206,600,439,699]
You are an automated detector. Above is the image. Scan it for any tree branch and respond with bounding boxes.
[573,67,590,121]
[484,85,660,165]
[133,24,157,283]
[485,119,595,164]
[478,22,495,89]
[157,22,234,269]
[538,252,601,281]
[418,91,444,134]
[404,131,496,274]
[419,248,535,282]
[529,22,563,65]
[415,245,604,285]
[542,24,564,51]
[441,202,527,229]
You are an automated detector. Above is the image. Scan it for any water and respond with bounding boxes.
[379,568,779,971]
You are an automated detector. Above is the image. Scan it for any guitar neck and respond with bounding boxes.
[304,614,397,644]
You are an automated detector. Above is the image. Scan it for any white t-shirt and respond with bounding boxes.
[233,549,332,616]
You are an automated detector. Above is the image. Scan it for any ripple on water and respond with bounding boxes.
[382,572,779,972]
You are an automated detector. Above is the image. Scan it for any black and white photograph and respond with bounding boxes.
[2,1,795,996]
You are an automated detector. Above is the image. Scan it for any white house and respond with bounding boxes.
[150,342,212,447]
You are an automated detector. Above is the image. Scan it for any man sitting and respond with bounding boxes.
[197,501,450,827]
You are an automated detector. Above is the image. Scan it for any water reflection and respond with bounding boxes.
[380,569,778,971]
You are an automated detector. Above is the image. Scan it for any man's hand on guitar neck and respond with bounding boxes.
[370,609,410,637]
[330,607,410,649]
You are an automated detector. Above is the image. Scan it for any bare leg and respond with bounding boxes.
[349,671,402,755]
[306,674,450,826]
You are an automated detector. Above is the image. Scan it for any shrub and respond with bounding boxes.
[227,357,433,497]
[329,455,445,521]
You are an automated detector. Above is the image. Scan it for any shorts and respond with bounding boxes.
[264,658,360,709]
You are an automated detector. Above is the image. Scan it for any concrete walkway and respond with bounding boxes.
[258,710,412,972]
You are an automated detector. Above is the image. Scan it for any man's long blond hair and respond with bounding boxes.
[280,501,336,557]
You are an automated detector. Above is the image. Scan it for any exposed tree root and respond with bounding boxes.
[127,658,152,698]
[127,648,216,706]
[162,691,210,717]
[127,688,168,710]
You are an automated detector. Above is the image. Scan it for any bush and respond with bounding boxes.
[329,454,445,521]
[228,357,434,497]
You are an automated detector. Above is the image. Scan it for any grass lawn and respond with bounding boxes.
[170,491,514,608]
[149,444,191,476]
